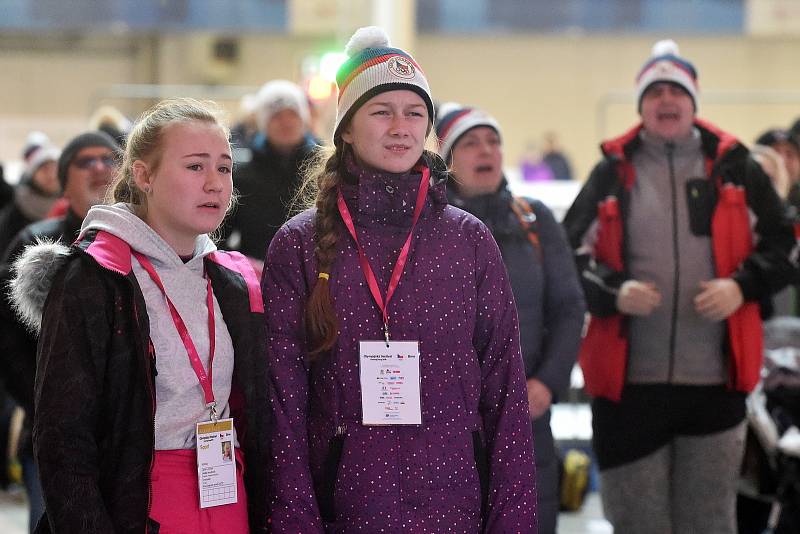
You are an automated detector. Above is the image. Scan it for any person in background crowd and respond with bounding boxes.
[563,39,795,533]
[7,98,269,533]
[0,144,61,255]
[437,103,585,533]
[519,141,555,182]
[0,130,118,533]
[230,92,259,158]
[263,26,537,533]
[88,105,132,148]
[755,128,800,219]
[790,117,800,148]
[751,144,791,202]
[737,141,799,533]
[220,79,318,271]
[0,133,55,504]
[0,132,51,212]
[542,131,574,181]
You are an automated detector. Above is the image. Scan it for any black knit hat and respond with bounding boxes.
[789,118,800,146]
[57,131,120,190]
[755,128,800,155]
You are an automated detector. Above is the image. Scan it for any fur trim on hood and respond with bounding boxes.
[9,238,71,334]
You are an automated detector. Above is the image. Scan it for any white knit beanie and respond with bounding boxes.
[255,80,310,133]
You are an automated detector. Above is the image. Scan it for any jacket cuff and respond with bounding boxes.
[732,270,758,301]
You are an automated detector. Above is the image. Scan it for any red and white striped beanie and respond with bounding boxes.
[636,39,698,111]
[434,103,501,162]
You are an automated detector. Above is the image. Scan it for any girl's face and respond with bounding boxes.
[341,90,428,174]
[133,121,232,255]
[450,126,503,198]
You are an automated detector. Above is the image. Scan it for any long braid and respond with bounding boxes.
[305,147,345,356]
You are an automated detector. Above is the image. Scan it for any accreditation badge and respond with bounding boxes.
[195,418,237,508]
[359,341,422,425]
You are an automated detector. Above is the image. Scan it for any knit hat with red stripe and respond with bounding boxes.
[636,39,698,112]
[434,103,501,162]
[334,26,434,140]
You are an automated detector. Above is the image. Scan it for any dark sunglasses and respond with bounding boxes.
[72,155,117,170]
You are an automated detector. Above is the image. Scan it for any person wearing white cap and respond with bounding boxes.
[563,40,795,532]
[220,79,318,268]
[0,144,61,255]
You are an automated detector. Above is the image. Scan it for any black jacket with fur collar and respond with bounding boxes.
[10,229,270,534]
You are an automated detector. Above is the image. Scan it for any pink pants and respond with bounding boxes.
[149,449,249,534]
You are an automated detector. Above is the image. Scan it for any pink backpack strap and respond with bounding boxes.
[207,251,264,313]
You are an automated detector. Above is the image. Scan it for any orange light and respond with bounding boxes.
[307,76,334,101]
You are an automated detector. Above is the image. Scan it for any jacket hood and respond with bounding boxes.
[80,203,217,269]
[9,204,220,334]
[9,238,71,334]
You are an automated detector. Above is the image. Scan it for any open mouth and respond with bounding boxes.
[385,144,410,153]
[198,202,221,209]
[475,165,494,173]
[657,111,680,121]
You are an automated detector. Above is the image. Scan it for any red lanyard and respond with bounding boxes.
[336,167,430,343]
[132,251,218,421]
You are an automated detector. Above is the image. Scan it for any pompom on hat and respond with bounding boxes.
[434,102,501,162]
[333,26,434,140]
[636,39,699,112]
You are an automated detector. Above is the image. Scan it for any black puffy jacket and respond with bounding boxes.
[12,230,270,534]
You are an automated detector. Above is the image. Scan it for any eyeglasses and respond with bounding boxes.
[72,155,117,170]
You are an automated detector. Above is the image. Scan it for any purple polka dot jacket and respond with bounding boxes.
[262,157,538,533]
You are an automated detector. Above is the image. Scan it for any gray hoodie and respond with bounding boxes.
[81,203,237,449]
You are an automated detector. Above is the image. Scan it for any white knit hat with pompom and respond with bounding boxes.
[255,79,310,133]
[333,26,433,139]
[635,39,699,111]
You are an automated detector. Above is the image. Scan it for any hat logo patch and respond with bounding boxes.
[655,61,675,75]
[387,56,415,79]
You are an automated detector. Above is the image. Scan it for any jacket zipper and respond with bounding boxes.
[133,296,158,533]
[666,143,680,383]
[320,424,347,523]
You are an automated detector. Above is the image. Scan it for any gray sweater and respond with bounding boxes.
[81,203,237,449]
[626,129,727,385]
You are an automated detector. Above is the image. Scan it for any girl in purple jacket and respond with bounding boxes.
[262,27,537,533]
